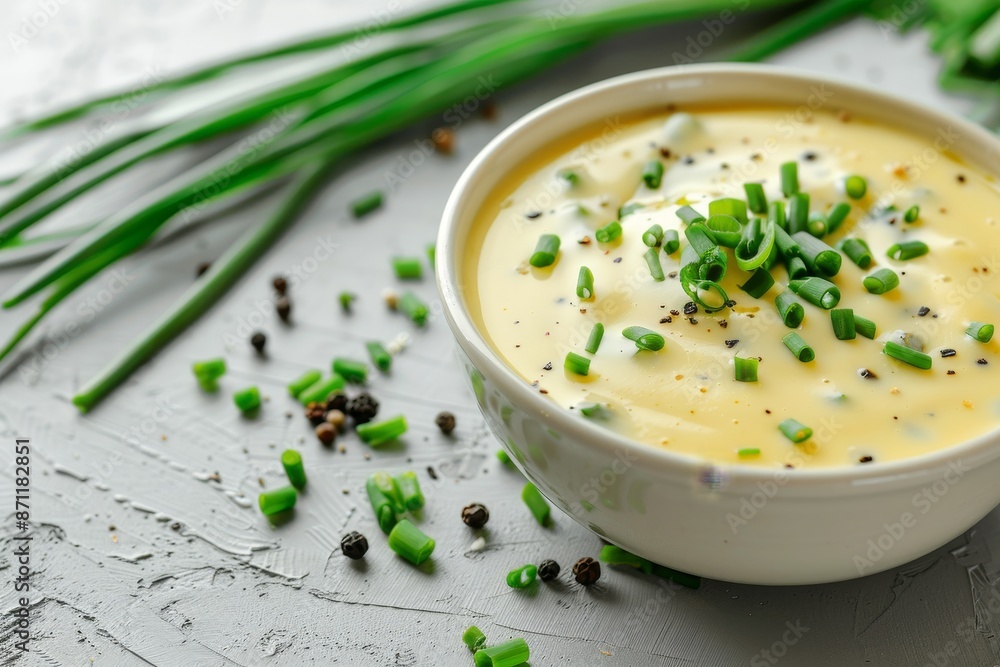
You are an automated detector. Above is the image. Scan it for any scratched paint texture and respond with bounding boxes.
[0,1,999,665]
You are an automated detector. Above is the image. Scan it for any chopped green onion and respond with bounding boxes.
[734,355,759,382]
[744,182,768,214]
[684,223,717,256]
[619,202,644,218]
[768,200,787,231]
[233,386,261,413]
[806,213,826,238]
[786,256,808,280]
[530,234,561,266]
[298,373,346,405]
[522,483,550,526]
[966,322,995,343]
[884,341,932,370]
[558,168,581,187]
[737,447,761,458]
[388,519,435,565]
[788,192,810,234]
[695,245,728,283]
[193,358,226,380]
[642,160,664,188]
[662,229,680,254]
[357,415,407,446]
[622,326,665,352]
[675,205,705,226]
[506,564,539,588]
[844,175,867,199]
[399,291,429,326]
[564,352,591,376]
[738,268,774,298]
[392,256,423,280]
[594,221,622,244]
[735,219,776,271]
[652,564,701,589]
[904,205,920,223]
[679,264,729,312]
[579,402,607,418]
[288,368,322,397]
[395,471,425,511]
[854,314,877,339]
[599,544,653,573]
[778,418,812,443]
[496,449,512,465]
[463,626,487,653]
[351,190,383,218]
[474,639,530,667]
[839,238,872,268]
[366,475,397,534]
[782,332,815,362]
[775,291,805,328]
[576,265,595,298]
[789,277,840,309]
[887,240,929,260]
[642,224,664,247]
[830,308,856,340]
[333,357,367,383]
[644,248,665,282]
[825,202,851,234]
[774,225,799,259]
[281,449,307,489]
[780,161,799,196]
[708,197,748,225]
[371,471,404,513]
[585,323,604,354]
[863,268,899,294]
[426,244,435,267]
[792,231,841,277]
[258,486,297,516]
[338,291,356,311]
[366,341,392,372]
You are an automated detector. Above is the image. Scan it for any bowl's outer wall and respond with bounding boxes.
[438,65,1000,585]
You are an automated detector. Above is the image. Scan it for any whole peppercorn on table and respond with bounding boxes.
[3,2,1000,665]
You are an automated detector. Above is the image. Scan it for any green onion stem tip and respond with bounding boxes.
[595,221,622,244]
[839,238,872,269]
[506,564,539,588]
[193,358,226,380]
[366,341,392,371]
[288,368,322,397]
[966,322,995,343]
[780,161,799,197]
[642,224,664,248]
[644,247,665,281]
[281,449,307,489]
[642,159,664,189]
[333,357,368,383]
[884,340,932,370]
[366,474,398,534]
[887,240,929,261]
[298,373,346,405]
[585,322,604,354]
[564,351,591,376]
[782,332,815,362]
[738,447,761,457]
[352,190,383,218]
[844,175,867,199]
[474,639,530,667]
[599,544,653,573]
[778,418,812,443]
[387,519,435,565]
[775,291,804,328]
[744,182,768,214]
[356,415,408,446]
[622,325,665,351]
[789,277,841,309]
[854,314,877,339]
[233,386,261,413]
[392,256,423,280]
[463,627,487,653]
[734,355,759,382]
[863,268,899,294]
[577,265,595,298]
[522,483,551,526]
[259,486,297,516]
[399,291,429,326]
[830,308,856,340]
[395,471,425,511]
[530,234,561,267]
[904,205,920,223]
[662,228,680,254]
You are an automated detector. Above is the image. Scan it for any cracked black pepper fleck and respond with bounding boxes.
[341,531,369,559]
[250,331,266,354]
[940,349,956,358]
[276,296,291,322]
[461,503,489,529]
[346,393,379,424]
[538,559,561,581]
[435,411,456,435]
[683,302,698,315]
[573,557,601,586]
[273,275,288,295]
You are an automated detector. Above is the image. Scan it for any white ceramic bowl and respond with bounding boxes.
[436,64,1000,585]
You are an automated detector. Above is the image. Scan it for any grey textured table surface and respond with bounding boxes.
[1,1,1000,665]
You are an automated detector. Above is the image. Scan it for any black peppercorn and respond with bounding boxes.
[305,402,326,425]
[683,302,698,315]
[538,559,560,581]
[195,262,211,278]
[250,331,266,354]
[326,393,348,413]
[435,411,456,435]
[346,392,379,424]
[315,423,336,445]
[461,503,489,529]
[573,557,601,586]
[341,531,368,559]
[273,275,288,295]
[276,296,291,322]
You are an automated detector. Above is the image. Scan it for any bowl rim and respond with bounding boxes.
[437,62,1000,488]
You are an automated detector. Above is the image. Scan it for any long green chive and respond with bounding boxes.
[594,221,622,244]
[887,240,929,260]
[709,197,748,225]
[288,368,322,397]
[839,238,872,268]
[351,190,383,218]
[366,341,392,372]
[854,314,877,339]
[338,291,356,311]
[371,471,404,513]
[884,341,932,370]
[281,449,307,489]
[619,202,644,218]
[642,160,664,188]
[738,268,774,298]
[675,205,705,226]
[789,277,841,309]
[463,627,487,653]
[298,373,346,405]
[966,322,995,343]
[366,474,398,534]
[564,352,591,376]
[685,223,717,256]
[599,544,653,573]
[744,182,768,214]
[844,175,867,199]
[734,355,759,382]
[357,415,407,446]
[642,224,664,247]
[399,291,429,326]
[662,228,680,254]
[904,205,920,223]
[622,326,665,352]
[333,357,367,383]
[644,248,665,282]
[782,332,815,362]
[679,264,729,312]
[788,192,810,234]
[233,386,261,413]
[778,418,812,443]
[735,219,776,271]
[474,639,530,667]
[193,358,226,380]
[825,202,851,234]
[768,200,787,231]
[792,231,841,277]
[576,265,595,298]
[258,486,297,516]
[530,234,561,266]
[521,483,550,526]
[506,564,539,588]
[395,471,425,511]
[737,447,761,458]
[863,268,899,294]
[774,225,799,259]
[780,161,799,196]
[388,519,435,565]
[786,256,808,280]
[392,256,423,280]
[585,322,604,354]
[775,291,804,327]
[830,308,856,340]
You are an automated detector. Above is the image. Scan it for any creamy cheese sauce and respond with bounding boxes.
[464,107,1000,468]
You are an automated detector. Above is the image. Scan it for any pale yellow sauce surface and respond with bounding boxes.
[464,107,1000,468]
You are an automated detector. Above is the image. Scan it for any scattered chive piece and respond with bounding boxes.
[521,483,550,526]
[780,161,799,196]
[768,200,787,231]
[371,471,404,513]
[887,240,929,261]
[333,357,367,383]
[642,224,664,247]
[738,268,774,298]
[496,449,512,465]
[652,564,702,589]
[576,265,595,298]
[782,332,815,362]
[298,373,345,405]
[366,341,392,372]
[387,519,435,565]
[233,386,260,413]
[854,314,877,339]
[863,268,899,295]
[684,223,717,256]
[558,168,580,187]
[281,449,307,489]
[463,627,487,653]
[884,341,932,370]
[775,291,805,328]
[594,221,622,244]
[426,244,435,267]
[786,256,808,280]
[806,214,826,238]
[579,402,607,418]
[506,564,539,589]
[366,474,398,533]
[196,376,219,392]
[338,291,356,311]
[644,248,665,282]
[789,277,841,309]
[675,205,705,226]
[679,265,729,312]
[825,202,851,234]
[734,355,759,382]
[966,322,995,343]
[357,415,407,446]
[778,418,812,443]
[564,352,591,376]
[774,224,799,260]
[792,231,841,277]
[399,291,429,326]
[706,214,743,248]
[395,471,425,511]
[735,218,775,271]
[288,369,322,397]
[622,325,665,352]
[530,234,561,266]
[642,160,664,188]
[839,238,872,268]
[618,202,644,218]
[708,197,748,225]
[193,358,226,380]
[391,256,423,280]
[474,639,530,667]
[737,447,761,458]
[830,309,856,340]
[662,229,680,254]
[599,544,653,574]
[585,323,604,354]
[787,192,810,234]
[844,175,867,199]
[744,182,768,214]
[904,205,920,223]
[258,486,297,516]
[351,190,383,218]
